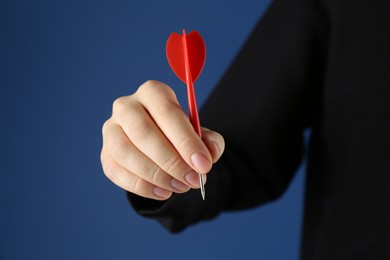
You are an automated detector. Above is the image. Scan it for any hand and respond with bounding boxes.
[101,80,225,200]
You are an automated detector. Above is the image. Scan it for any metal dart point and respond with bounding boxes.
[199,173,205,200]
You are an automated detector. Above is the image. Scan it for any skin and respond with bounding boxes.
[101,80,225,200]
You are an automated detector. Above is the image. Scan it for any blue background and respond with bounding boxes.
[0,0,307,259]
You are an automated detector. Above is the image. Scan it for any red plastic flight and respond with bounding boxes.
[166,29,206,137]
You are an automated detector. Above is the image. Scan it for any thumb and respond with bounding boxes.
[201,128,225,164]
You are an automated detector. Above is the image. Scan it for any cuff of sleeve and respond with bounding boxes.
[127,189,204,233]
[127,160,233,233]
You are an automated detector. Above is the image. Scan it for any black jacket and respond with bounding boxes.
[128,0,390,258]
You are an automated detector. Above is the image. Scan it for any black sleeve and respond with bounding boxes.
[128,0,327,233]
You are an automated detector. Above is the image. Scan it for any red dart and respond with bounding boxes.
[166,29,206,200]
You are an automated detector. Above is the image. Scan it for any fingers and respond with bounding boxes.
[102,121,191,193]
[111,96,198,187]
[135,80,213,174]
[101,80,225,200]
[201,128,225,163]
[101,147,173,200]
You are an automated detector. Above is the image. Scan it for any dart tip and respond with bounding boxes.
[199,173,206,201]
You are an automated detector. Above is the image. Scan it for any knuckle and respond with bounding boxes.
[132,176,143,195]
[137,80,160,96]
[147,164,164,184]
[162,154,183,174]
[112,96,129,115]
[142,79,162,89]
[205,130,225,151]
[177,135,198,152]
[212,131,225,146]
[138,80,177,101]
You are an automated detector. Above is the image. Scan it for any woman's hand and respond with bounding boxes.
[101,80,224,200]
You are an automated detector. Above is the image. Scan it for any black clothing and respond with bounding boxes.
[128,0,390,258]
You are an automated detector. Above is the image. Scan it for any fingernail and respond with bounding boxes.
[185,170,199,188]
[171,178,190,191]
[153,187,172,198]
[190,152,211,173]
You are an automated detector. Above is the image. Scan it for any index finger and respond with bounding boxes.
[136,80,212,174]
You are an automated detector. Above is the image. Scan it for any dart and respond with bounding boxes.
[166,29,206,200]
